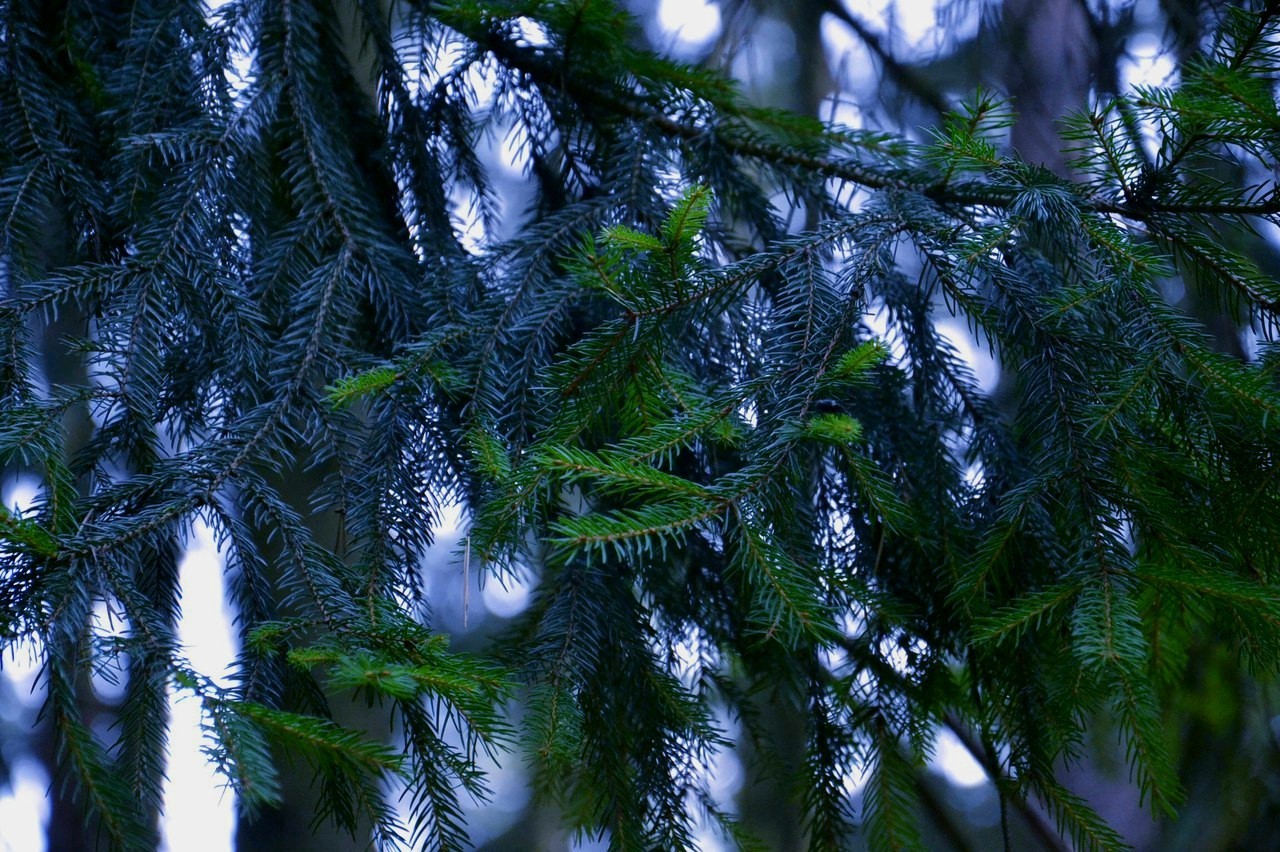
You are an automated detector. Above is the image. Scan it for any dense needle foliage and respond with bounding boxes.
[2,0,1280,848]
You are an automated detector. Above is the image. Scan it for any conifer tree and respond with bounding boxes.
[2,1,1280,849]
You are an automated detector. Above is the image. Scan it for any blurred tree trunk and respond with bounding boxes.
[20,5,114,843]
[1001,0,1097,174]
[233,2,392,849]
[32,237,99,852]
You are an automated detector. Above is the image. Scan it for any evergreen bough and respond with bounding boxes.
[1,1,1279,849]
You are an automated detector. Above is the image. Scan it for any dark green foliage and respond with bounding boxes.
[3,1,1280,849]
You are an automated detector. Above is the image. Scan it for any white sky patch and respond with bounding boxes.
[671,628,710,690]
[4,477,39,515]
[205,0,255,98]
[90,599,129,704]
[1244,304,1280,360]
[821,92,865,132]
[964,460,986,490]
[880,633,926,676]
[481,569,534,619]
[932,728,988,788]
[1241,327,1260,361]
[160,520,237,852]
[463,58,500,112]
[1121,31,1177,91]
[770,189,810,233]
[497,120,535,178]
[0,758,50,852]
[708,746,743,805]
[864,301,909,366]
[0,637,42,713]
[693,708,743,852]
[827,174,869,214]
[513,16,552,49]
[437,500,465,537]
[656,0,723,58]
[935,318,999,394]
[843,0,978,57]
[882,0,936,48]
[420,37,468,93]
[221,43,255,99]
[840,608,866,639]
[843,760,871,796]
[820,643,850,674]
[2,479,47,711]
[425,501,513,633]
[823,9,878,97]
[1118,30,1178,159]
[449,185,489,253]
[174,521,239,687]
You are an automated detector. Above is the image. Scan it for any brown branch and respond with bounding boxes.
[942,711,1069,852]
[913,768,978,852]
[474,28,1280,221]
[836,635,1070,852]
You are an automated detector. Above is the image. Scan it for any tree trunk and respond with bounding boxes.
[1002,0,1096,174]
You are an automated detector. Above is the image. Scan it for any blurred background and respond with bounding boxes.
[4,0,1280,849]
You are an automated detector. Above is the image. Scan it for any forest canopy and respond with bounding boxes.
[2,1,1280,850]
